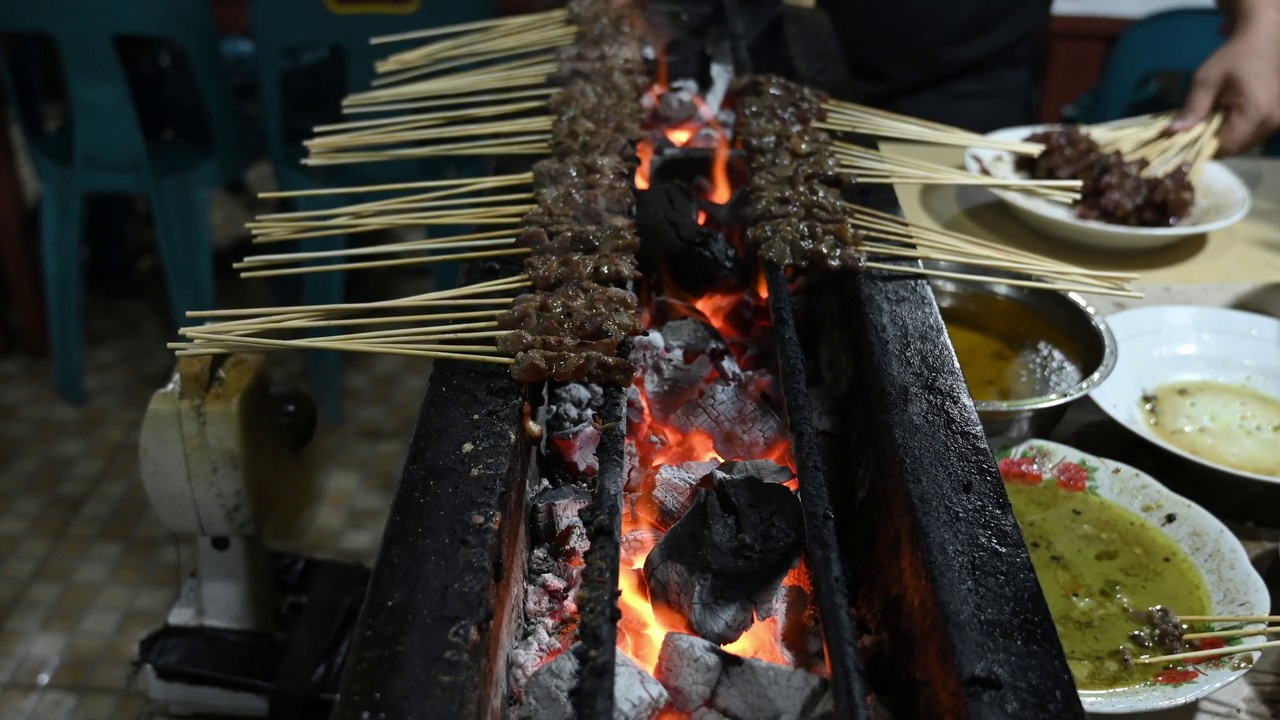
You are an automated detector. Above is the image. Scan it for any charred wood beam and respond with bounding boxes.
[571,385,627,720]
[765,265,872,720]
[332,259,528,720]
[826,181,1086,719]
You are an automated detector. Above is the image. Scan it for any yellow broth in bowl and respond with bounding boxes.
[1005,482,1212,691]
[940,295,1085,403]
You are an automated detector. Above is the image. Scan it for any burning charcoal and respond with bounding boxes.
[692,709,732,720]
[656,88,699,125]
[621,528,663,566]
[525,574,572,621]
[643,349,715,422]
[517,650,577,720]
[710,654,828,720]
[653,465,701,528]
[711,460,794,486]
[532,484,593,542]
[670,381,788,461]
[625,441,643,491]
[550,425,601,476]
[637,182,745,295]
[644,475,805,644]
[679,460,720,478]
[518,646,669,720]
[655,632,724,712]
[661,318,730,359]
[615,647,671,720]
[547,382,605,433]
[510,624,565,689]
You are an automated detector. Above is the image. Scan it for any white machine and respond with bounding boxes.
[138,353,317,717]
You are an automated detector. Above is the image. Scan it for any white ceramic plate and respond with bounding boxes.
[997,439,1270,714]
[1090,305,1280,485]
[963,124,1252,252]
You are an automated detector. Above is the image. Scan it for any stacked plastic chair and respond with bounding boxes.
[0,0,251,402]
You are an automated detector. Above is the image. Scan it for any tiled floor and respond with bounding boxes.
[0,272,433,718]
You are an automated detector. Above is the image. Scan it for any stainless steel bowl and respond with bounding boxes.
[925,261,1118,446]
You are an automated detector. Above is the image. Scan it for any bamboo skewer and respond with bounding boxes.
[239,247,532,279]
[1183,626,1280,641]
[237,230,516,265]
[368,8,568,46]
[1179,615,1280,623]
[257,172,532,199]
[236,238,518,269]
[1131,639,1280,666]
[860,261,1144,298]
[342,87,557,116]
[172,335,515,364]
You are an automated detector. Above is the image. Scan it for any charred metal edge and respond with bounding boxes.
[766,266,872,720]
[838,182,1087,719]
[572,385,627,720]
[333,258,527,720]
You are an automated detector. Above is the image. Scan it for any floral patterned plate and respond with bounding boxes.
[996,439,1271,714]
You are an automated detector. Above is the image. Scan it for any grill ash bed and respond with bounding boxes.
[330,3,1086,719]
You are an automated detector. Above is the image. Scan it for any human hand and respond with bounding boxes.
[1173,3,1280,155]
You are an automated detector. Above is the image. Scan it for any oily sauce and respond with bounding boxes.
[1143,380,1280,477]
[1006,483,1212,691]
[942,307,1084,403]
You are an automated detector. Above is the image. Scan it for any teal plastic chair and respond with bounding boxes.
[249,0,497,422]
[1077,9,1226,124]
[0,1,251,403]
[1073,8,1279,154]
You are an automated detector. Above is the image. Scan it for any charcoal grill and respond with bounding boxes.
[330,2,1086,719]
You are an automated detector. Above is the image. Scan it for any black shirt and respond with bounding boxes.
[818,0,1053,131]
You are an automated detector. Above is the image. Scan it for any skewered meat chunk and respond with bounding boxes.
[529,185,636,227]
[747,219,865,270]
[501,282,644,341]
[497,330,621,356]
[732,75,829,122]
[517,224,640,255]
[551,118,641,161]
[750,184,846,223]
[1017,126,1196,226]
[525,252,640,289]
[532,157,634,190]
[740,126,832,159]
[747,155,843,189]
[511,349,636,386]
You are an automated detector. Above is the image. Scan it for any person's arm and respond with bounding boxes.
[1172,0,1280,154]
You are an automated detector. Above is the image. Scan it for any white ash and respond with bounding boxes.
[516,647,669,720]
[516,650,577,720]
[510,624,564,689]
[546,382,604,434]
[511,484,592,694]
[652,633,830,720]
[647,555,755,644]
[711,655,827,720]
[615,647,671,720]
[669,380,786,461]
[652,465,701,528]
[621,528,663,566]
[655,633,723,712]
[679,460,720,479]
[711,460,794,486]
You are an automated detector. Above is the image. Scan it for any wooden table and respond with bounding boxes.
[886,143,1280,718]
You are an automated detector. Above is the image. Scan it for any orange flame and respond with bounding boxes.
[635,140,655,190]
[708,137,732,204]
